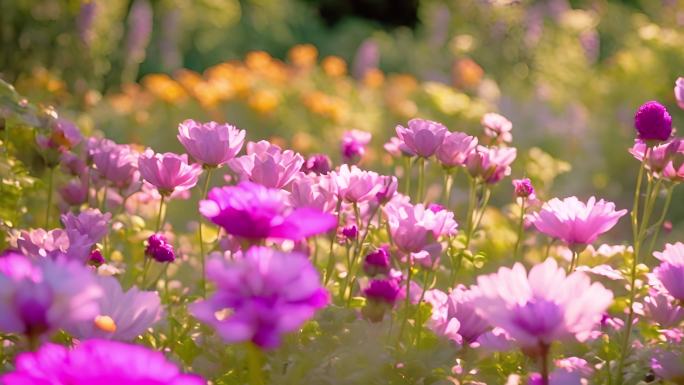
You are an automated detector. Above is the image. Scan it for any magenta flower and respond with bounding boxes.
[481,113,513,143]
[654,242,684,300]
[88,138,141,189]
[364,278,402,305]
[651,350,684,383]
[395,118,448,158]
[473,258,613,349]
[634,101,672,142]
[676,77,684,109]
[177,119,245,167]
[17,228,91,262]
[0,339,205,385]
[529,196,627,247]
[513,178,535,198]
[363,246,391,277]
[191,246,328,349]
[341,129,372,163]
[61,208,111,247]
[332,164,382,203]
[629,139,682,175]
[69,275,162,341]
[0,252,102,339]
[138,149,202,195]
[229,141,304,189]
[430,285,490,344]
[436,131,478,168]
[145,233,176,263]
[376,175,398,204]
[303,153,333,175]
[466,145,517,184]
[200,181,336,240]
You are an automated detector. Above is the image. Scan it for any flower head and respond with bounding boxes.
[145,233,175,263]
[364,278,402,305]
[61,208,111,247]
[17,228,92,262]
[200,181,336,240]
[513,178,535,199]
[0,339,205,385]
[341,129,372,163]
[395,119,448,158]
[364,246,391,277]
[228,141,304,189]
[303,153,332,175]
[177,119,245,167]
[430,285,490,344]
[191,247,328,349]
[481,113,513,144]
[436,131,478,168]
[629,139,682,175]
[530,196,627,246]
[654,242,684,301]
[634,101,672,142]
[466,145,517,184]
[332,164,382,203]
[652,349,684,383]
[138,150,201,196]
[89,138,141,189]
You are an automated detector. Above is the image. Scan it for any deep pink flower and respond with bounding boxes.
[177,119,245,167]
[634,101,672,142]
[466,145,517,184]
[303,154,332,175]
[395,118,448,158]
[89,138,141,189]
[530,196,627,246]
[145,233,175,263]
[332,164,382,203]
[0,339,205,385]
[376,175,398,204]
[228,141,304,189]
[676,77,684,110]
[191,247,328,349]
[200,181,336,240]
[138,149,202,195]
[436,131,478,168]
[473,258,613,348]
[481,113,513,143]
[364,246,391,277]
[61,208,111,247]
[654,242,684,301]
[341,129,372,163]
[513,178,535,198]
[364,278,402,305]
[430,285,490,344]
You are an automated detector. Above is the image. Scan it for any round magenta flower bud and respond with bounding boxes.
[145,233,175,263]
[88,249,105,267]
[304,154,332,175]
[513,178,535,198]
[363,246,391,277]
[634,101,672,142]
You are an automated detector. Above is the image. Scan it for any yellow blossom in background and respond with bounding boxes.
[322,56,347,77]
[142,74,187,104]
[248,89,280,114]
[363,68,385,88]
[289,44,318,69]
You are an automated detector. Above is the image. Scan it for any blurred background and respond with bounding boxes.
[2,0,684,240]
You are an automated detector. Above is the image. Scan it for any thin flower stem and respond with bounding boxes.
[463,177,477,250]
[404,157,413,195]
[324,199,343,285]
[414,267,434,346]
[246,342,264,385]
[198,167,214,299]
[540,343,550,385]
[567,249,579,273]
[397,260,413,346]
[155,195,167,233]
[645,185,674,258]
[346,204,381,303]
[513,198,527,260]
[339,242,353,302]
[44,166,55,228]
[417,157,426,203]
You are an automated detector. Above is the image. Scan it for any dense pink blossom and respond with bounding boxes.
[654,242,684,300]
[466,145,517,184]
[17,228,92,262]
[303,153,332,175]
[61,208,111,247]
[138,150,202,195]
[634,101,672,142]
[191,247,328,349]
[332,164,382,203]
[529,196,627,246]
[229,141,304,189]
[430,285,490,344]
[395,118,448,158]
[364,278,402,305]
[436,131,478,168]
[341,129,372,163]
[89,138,141,189]
[481,113,513,143]
[364,246,391,277]
[473,258,613,348]
[145,233,176,263]
[513,178,535,198]
[177,119,245,167]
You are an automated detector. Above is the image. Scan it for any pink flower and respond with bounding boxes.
[138,149,202,195]
[529,196,627,246]
[651,350,684,383]
[341,129,372,163]
[228,141,304,189]
[61,208,111,247]
[88,138,141,189]
[473,258,613,349]
[384,136,415,157]
[654,242,684,301]
[676,77,684,109]
[643,291,684,328]
[512,178,535,198]
[481,113,513,143]
[634,101,672,142]
[332,164,382,203]
[288,173,337,213]
[191,246,328,349]
[177,119,245,167]
[430,285,490,344]
[629,139,682,175]
[466,145,517,184]
[435,131,478,168]
[17,228,92,262]
[59,178,89,207]
[395,118,448,158]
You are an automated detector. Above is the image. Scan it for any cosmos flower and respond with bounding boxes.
[430,285,490,344]
[466,145,517,184]
[138,150,202,196]
[61,208,111,247]
[228,141,304,189]
[435,131,478,168]
[177,119,245,167]
[653,242,684,301]
[16,228,92,262]
[88,138,141,189]
[395,118,448,158]
[481,113,513,144]
[191,246,328,349]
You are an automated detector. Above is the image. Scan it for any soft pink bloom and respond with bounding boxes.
[429,285,490,344]
[383,136,415,157]
[643,291,684,328]
[676,77,684,110]
[435,131,478,168]
[59,178,89,207]
[88,138,141,189]
[481,113,513,143]
[332,164,382,203]
[473,258,613,348]
[654,242,684,300]
[138,149,202,195]
[288,173,337,214]
[395,119,448,158]
[341,129,372,163]
[177,119,245,167]
[512,178,535,199]
[530,196,627,246]
[228,141,304,189]
[17,228,92,262]
[651,350,684,383]
[629,138,682,175]
[61,208,111,247]
[466,145,517,184]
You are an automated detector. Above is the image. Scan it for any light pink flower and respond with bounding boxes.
[466,145,517,184]
[61,208,111,247]
[654,242,684,300]
[332,164,382,203]
[481,112,513,143]
[138,149,202,195]
[177,119,245,167]
[17,228,92,262]
[436,131,478,168]
[395,119,448,158]
[228,141,304,189]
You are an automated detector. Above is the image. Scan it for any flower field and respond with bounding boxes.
[3,1,684,384]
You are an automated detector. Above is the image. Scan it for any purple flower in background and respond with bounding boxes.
[466,145,517,184]
[481,113,513,144]
[60,152,87,176]
[634,101,672,142]
[36,118,82,153]
[145,233,175,263]
[676,78,684,109]
[0,252,102,339]
[125,0,153,65]
[396,119,448,158]
[364,246,391,277]
[0,339,205,385]
[59,178,89,207]
[473,258,613,349]
[643,291,684,328]
[61,208,111,247]
[138,149,202,195]
[651,350,684,383]
[200,182,336,241]
[191,247,328,349]
[430,285,490,344]
[177,119,246,167]
[341,129,372,163]
[513,178,535,198]
[303,153,333,175]
[654,242,684,300]
[76,1,98,46]
[364,278,402,305]
[229,141,304,189]
[352,39,380,79]
[436,131,478,168]
[17,228,91,262]
[89,138,140,189]
[332,164,382,203]
[69,275,162,341]
[530,196,627,247]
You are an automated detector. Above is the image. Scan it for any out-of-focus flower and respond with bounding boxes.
[364,278,402,305]
[629,139,682,175]
[177,119,245,167]
[0,339,205,384]
[396,119,448,158]
[229,141,304,189]
[473,258,613,350]
[436,131,478,168]
[69,275,162,341]
[17,228,91,262]
[676,77,684,110]
[191,247,328,349]
[138,149,202,196]
[529,196,627,247]
[76,1,97,46]
[145,233,175,263]
[341,129,372,164]
[384,136,416,158]
[303,154,332,175]
[332,164,382,203]
[322,56,347,77]
[352,39,380,79]
[376,175,399,204]
[634,101,672,142]
[481,113,513,144]
[651,349,684,383]
[59,178,89,207]
[88,249,105,267]
[430,285,490,344]
[61,209,111,247]
[288,173,337,213]
[200,182,336,241]
[364,246,391,277]
[36,119,83,153]
[513,178,535,199]
[289,44,318,69]
[89,138,140,189]
[654,242,684,300]
[643,291,684,327]
[466,146,517,184]
[60,152,87,176]
[341,225,358,240]
[0,252,102,339]
[125,0,153,65]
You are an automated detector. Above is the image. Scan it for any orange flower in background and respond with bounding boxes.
[142,74,187,104]
[322,56,347,77]
[302,91,347,122]
[205,62,251,98]
[292,131,314,153]
[246,51,274,72]
[289,44,318,69]
[248,89,280,114]
[453,58,484,89]
[363,68,385,88]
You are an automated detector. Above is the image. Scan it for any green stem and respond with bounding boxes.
[339,242,353,303]
[443,170,454,207]
[44,167,55,228]
[645,185,674,259]
[567,249,579,273]
[155,195,167,233]
[540,343,550,385]
[198,168,214,299]
[246,343,264,385]
[414,268,434,346]
[463,177,477,250]
[513,198,527,260]
[397,260,413,346]
[417,157,426,203]
[404,157,413,195]
[324,199,343,285]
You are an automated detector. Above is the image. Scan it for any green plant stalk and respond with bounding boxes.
[198,168,214,299]
[396,261,413,346]
[645,184,674,259]
[246,342,264,385]
[324,199,343,285]
[44,166,55,228]
[404,157,413,195]
[513,198,527,260]
[443,169,454,207]
[346,204,380,303]
[567,249,579,273]
[463,177,478,251]
[417,157,426,203]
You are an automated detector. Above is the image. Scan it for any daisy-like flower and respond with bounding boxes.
[177,119,245,167]
[529,196,627,247]
[332,164,382,203]
[472,258,613,350]
[61,208,111,247]
[395,118,448,158]
[653,242,684,301]
[228,140,304,189]
[0,339,205,384]
[191,246,328,349]
[138,149,202,196]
